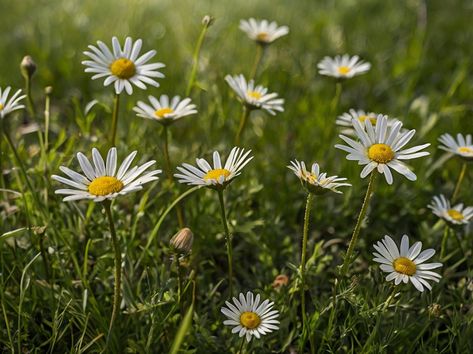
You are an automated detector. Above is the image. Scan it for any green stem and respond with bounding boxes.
[175,252,182,314]
[0,119,5,191]
[440,226,449,259]
[25,75,36,122]
[330,82,342,115]
[217,190,233,296]
[186,21,210,96]
[340,171,377,276]
[44,88,51,155]
[452,162,467,203]
[235,106,250,146]
[237,336,246,354]
[250,44,265,80]
[110,93,120,147]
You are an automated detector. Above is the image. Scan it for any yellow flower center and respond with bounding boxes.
[247,90,263,100]
[240,311,261,329]
[154,107,174,118]
[447,209,464,221]
[88,176,124,196]
[256,32,269,42]
[338,66,351,75]
[458,146,473,155]
[305,173,319,184]
[368,143,395,164]
[203,168,231,182]
[0,103,3,111]
[358,115,377,125]
[110,58,136,79]
[393,257,416,276]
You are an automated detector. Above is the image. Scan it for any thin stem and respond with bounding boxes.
[175,252,182,314]
[25,75,36,122]
[235,106,250,146]
[237,336,246,354]
[452,162,467,203]
[110,93,120,147]
[44,88,51,154]
[217,189,233,296]
[340,171,377,276]
[330,82,342,115]
[186,21,211,96]
[250,44,265,80]
[104,202,122,341]
[0,119,5,191]
[440,226,449,259]
[382,287,397,311]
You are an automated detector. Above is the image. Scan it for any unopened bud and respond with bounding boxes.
[272,274,289,290]
[170,228,194,254]
[45,86,53,95]
[428,303,441,318]
[202,15,214,27]
[20,55,37,79]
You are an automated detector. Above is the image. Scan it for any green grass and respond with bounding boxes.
[1,0,472,352]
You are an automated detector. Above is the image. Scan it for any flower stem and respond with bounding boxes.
[186,20,211,96]
[104,201,122,341]
[217,189,233,296]
[452,162,467,203]
[250,44,265,80]
[237,336,246,354]
[340,171,377,276]
[440,226,449,259]
[235,106,250,146]
[174,252,183,314]
[110,93,120,147]
[24,75,36,122]
[330,81,342,115]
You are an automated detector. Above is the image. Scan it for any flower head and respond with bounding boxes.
[373,235,442,292]
[133,95,197,125]
[0,87,26,119]
[225,74,284,115]
[221,291,279,342]
[318,55,371,79]
[336,110,399,136]
[335,115,430,184]
[239,18,289,45]
[82,36,165,95]
[438,133,473,161]
[52,147,161,202]
[428,194,473,226]
[174,147,253,190]
[288,160,351,195]
[170,227,194,254]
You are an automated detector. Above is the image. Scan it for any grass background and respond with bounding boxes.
[0,0,472,352]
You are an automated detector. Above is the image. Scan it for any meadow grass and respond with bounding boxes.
[0,0,472,352]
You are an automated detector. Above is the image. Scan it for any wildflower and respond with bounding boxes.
[318,55,371,79]
[438,133,473,161]
[239,18,289,45]
[0,86,26,119]
[133,95,197,125]
[428,194,473,225]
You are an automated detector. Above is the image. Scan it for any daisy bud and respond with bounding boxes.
[45,86,53,95]
[272,274,289,290]
[428,303,441,318]
[170,228,194,254]
[202,15,214,27]
[20,55,37,79]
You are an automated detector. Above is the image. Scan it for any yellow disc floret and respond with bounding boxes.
[338,66,351,75]
[247,90,263,100]
[393,257,416,276]
[203,169,231,182]
[358,115,377,125]
[155,107,174,118]
[458,146,473,155]
[0,103,4,111]
[447,209,464,221]
[240,311,261,329]
[88,176,124,196]
[110,58,136,79]
[256,32,269,42]
[368,143,395,164]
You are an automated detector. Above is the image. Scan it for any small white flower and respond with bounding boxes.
[52,147,161,202]
[225,74,284,115]
[82,36,165,95]
[174,147,253,190]
[318,55,371,79]
[221,291,280,342]
[438,133,473,161]
[373,235,442,292]
[0,86,26,119]
[239,18,289,44]
[428,194,473,225]
[133,95,197,125]
[288,160,351,195]
[335,115,430,184]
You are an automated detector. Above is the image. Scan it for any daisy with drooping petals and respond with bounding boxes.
[438,133,473,161]
[133,95,197,125]
[52,147,161,202]
[373,235,442,292]
[221,291,280,342]
[318,55,371,79]
[82,36,165,95]
[335,115,430,184]
[239,18,289,45]
[0,86,26,119]
[288,160,351,195]
[428,194,473,225]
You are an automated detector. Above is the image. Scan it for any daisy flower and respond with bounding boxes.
[438,133,473,161]
[52,147,161,202]
[221,291,280,342]
[239,18,289,44]
[428,194,473,225]
[133,95,197,125]
[373,235,442,292]
[82,36,165,95]
[318,55,371,79]
[0,86,26,119]
[174,147,253,190]
[225,74,284,115]
[335,115,430,184]
[288,160,351,195]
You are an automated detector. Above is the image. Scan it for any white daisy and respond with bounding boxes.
[52,147,161,202]
[221,291,280,342]
[0,86,26,119]
[174,147,253,190]
[428,194,473,226]
[239,18,289,44]
[335,115,430,184]
[318,55,371,79]
[288,160,351,195]
[373,235,442,292]
[225,74,284,115]
[82,36,165,95]
[336,110,400,136]
[133,95,197,125]
[438,133,473,161]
